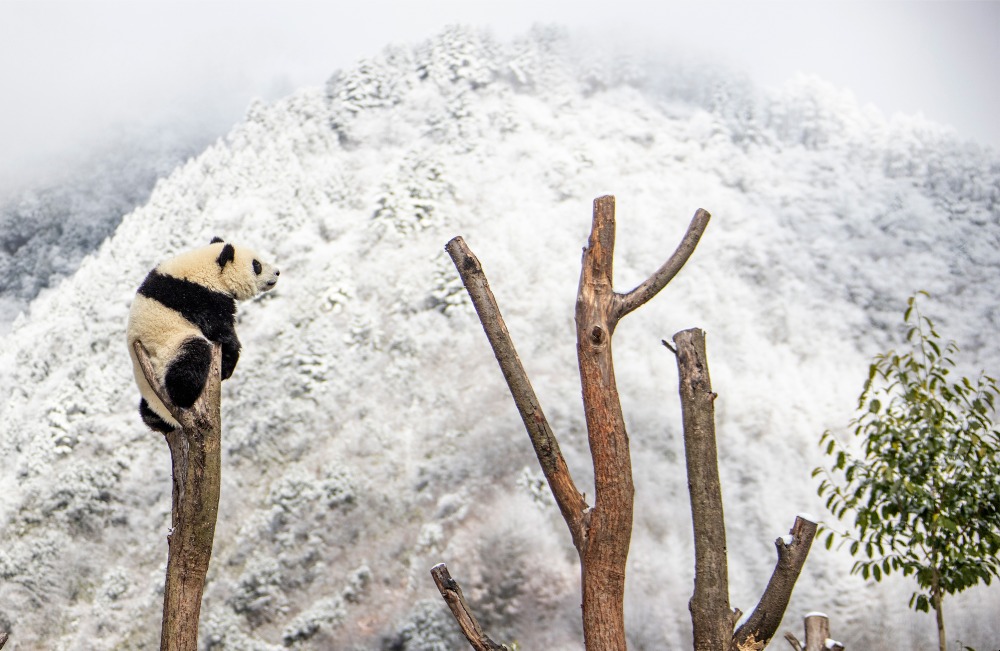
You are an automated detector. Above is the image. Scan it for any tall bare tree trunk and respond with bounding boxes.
[133,341,223,651]
[576,197,635,650]
[673,329,731,650]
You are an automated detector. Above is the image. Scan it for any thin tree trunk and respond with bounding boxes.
[933,574,946,651]
[133,341,223,651]
[672,329,731,651]
[576,196,634,651]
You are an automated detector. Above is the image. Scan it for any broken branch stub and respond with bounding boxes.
[733,515,818,651]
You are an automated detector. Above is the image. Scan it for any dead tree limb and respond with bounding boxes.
[673,328,731,651]
[784,631,804,651]
[443,196,710,650]
[673,331,818,651]
[616,208,711,320]
[133,341,223,651]
[430,564,509,651]
[445,237,588,551]
[0,630,8,649]
[733,516,818,650]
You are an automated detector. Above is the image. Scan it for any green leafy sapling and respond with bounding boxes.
[814,292,1000,651]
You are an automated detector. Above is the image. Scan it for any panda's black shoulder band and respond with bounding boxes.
[138,271,236,341]
[217,243,235,268]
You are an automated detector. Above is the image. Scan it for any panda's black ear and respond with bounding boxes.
[217,243,235,269]
[210,236,225,244]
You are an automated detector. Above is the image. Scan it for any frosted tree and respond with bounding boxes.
[415,25,499,90]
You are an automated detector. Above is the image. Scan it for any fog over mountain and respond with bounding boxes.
[0,26,997,650]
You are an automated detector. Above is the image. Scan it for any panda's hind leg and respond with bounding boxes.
[165,337,213,409]
[140,398,176,433]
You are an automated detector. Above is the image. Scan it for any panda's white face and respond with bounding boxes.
[223,244,280,300]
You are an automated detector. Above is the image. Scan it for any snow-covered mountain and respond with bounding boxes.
[1,25,998,650]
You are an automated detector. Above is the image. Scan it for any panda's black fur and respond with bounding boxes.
[127,238,279,433]
[136,270,241,380]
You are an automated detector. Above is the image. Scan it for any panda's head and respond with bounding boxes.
[209,237,279,300]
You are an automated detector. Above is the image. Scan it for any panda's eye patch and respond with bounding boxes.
[253,260,262,275]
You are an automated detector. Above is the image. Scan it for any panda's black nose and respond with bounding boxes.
[275,270,280,276]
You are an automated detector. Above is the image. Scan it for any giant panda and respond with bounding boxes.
[126,237,279,433]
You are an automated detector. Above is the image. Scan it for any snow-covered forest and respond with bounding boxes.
[0,26,998,650]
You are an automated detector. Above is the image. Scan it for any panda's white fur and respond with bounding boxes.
[126,238,279,432]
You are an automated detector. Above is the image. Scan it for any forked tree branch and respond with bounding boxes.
[615,208,711,321]
[445,236,589,552]
[133,340,223,651]
[733,515,818,651]
[430,564,509,651]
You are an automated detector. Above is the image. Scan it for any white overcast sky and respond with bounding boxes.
[1,1,997,193]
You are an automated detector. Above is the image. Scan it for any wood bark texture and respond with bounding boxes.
[430,564,509,651]
[673,328,732,651]
[804,613,831,651]
[134,341,223,651]
[732,516,817,651]
[575,196,634,651]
